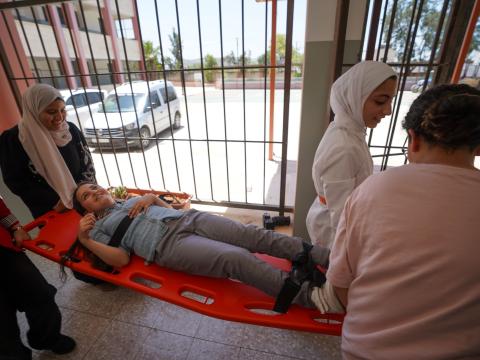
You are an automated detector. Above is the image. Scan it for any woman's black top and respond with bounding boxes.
[0,122,96,218]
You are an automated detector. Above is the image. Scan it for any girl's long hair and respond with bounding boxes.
[59,182,116,282]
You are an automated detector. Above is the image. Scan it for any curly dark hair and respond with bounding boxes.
[402,84,480,151]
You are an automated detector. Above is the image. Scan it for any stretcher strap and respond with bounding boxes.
[23,210,344,335]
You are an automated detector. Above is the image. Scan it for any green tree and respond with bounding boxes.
[256,34,303,66]
[382,1,479,66]
[467,23,480,62]
[143,41,162,80]
[224,51,237,66]
[169,28,182,69]
[204,54,218,83]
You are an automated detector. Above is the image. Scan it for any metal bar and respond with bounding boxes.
[89,0,136,186]
[217,0,231,202]
[190,199,293,213]
[382,0,397,63]
[0,10,30,89]
[29,6,60,88]
[268,0,277,160]
[134,0,166,190]
[328,0,349,122]
[241,0,248,202]
[422,0,449,90]
[451,0,480,82]
[147,0,182,192]
[358,0,371,62]
[81,0,125,186]
[173,0,198,198]
[7,66,291,82]
[366,0,383,60]
[13,8,41,91]
[383,0,425,169]
[263,0,268,204]
[380,0,418,169]
[278,0,294,216]
[195,0,215,200]
[375,0,389,61]
[0,0,69,10]
[369,0,395,148]
[113,0,153,189]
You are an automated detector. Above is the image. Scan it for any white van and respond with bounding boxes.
[83,80,181,149]
[60,88,107,130]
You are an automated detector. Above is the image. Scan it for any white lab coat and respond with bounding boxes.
[306,61,396,248]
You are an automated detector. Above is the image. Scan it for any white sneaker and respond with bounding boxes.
[310,281,344,314]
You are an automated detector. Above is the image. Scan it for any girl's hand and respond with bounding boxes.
[12,226,31,247]
[78,213,96,244]
[128,194,157,218]
[53,200,68,213]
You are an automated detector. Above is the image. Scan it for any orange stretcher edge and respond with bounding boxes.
[21,204,344,335]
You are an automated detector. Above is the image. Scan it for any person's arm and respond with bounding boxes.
[333,286,348,308]
[78,213,130,267]
[313,141,359,234]
[71,123,96,183]
[128,193,173,218]
[0,197,31,246]
[0,129,58,216]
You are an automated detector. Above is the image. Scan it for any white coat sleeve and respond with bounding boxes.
[313,140,358,235]
[323,177,356,234]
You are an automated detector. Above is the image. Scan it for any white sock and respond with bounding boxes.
[310,281,345,314]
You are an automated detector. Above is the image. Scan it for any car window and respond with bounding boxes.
[148,91,161,108]
[86,92,102,104]
[100,93,145,113]
[64,94,73,106]
[159,86,177,103]
[72,94,87,107]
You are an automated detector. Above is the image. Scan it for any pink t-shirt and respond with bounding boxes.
[327,163,480,360]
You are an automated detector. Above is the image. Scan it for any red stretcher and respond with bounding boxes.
[20,192,344,335]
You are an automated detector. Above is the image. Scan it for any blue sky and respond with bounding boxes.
[136,0,307,61]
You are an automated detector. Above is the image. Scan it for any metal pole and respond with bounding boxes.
[268,0,277,160]
[451,0,480,83]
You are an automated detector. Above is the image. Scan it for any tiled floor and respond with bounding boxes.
[17,206,342,360]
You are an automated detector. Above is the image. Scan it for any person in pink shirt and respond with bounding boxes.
[327,84,480,359]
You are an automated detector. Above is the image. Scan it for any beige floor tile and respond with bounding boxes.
[186,339,240,360]
[114,288,164,328]
[83,320,152,360]
[134,328,193,360]
[195,316,246,347]
[237,348,295,360]
[152,302,203,337]
[55,279,129,317]
[239,324,342,360]
[37,311,112,360]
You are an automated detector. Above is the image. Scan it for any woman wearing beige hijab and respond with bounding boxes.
[0,83,86,359]
[0,83,95,218]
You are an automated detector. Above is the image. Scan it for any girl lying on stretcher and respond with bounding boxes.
[71,182,344,314]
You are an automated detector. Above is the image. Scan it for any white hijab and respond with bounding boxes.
[18,83,76,209]
[330,60,397,134]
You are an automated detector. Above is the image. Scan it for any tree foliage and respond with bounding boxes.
[256,34,303,66]
[382,1,479,65]
[204,54,218,82]
[143,41,162,80]
[168,28,182,70]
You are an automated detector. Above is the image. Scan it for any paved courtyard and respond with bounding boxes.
[88,87,480,207]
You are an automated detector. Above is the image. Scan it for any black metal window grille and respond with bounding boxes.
[1,0,298,214]
[361,0,452,170]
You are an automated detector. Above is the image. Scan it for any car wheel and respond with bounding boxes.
[139,127,151,148]
[173,111,181,129]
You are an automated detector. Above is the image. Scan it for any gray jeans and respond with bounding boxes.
[154,209,330,308]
